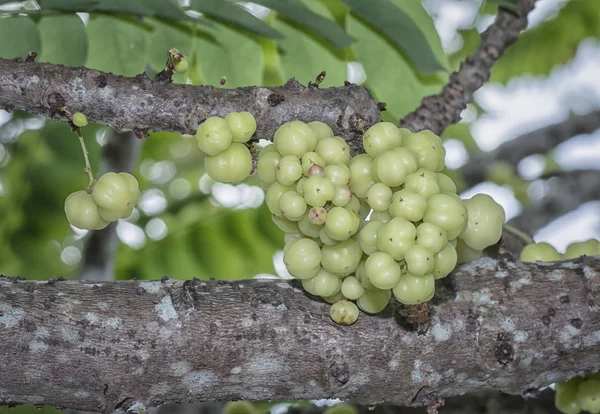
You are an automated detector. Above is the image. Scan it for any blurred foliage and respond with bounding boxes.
[450,0,600,83]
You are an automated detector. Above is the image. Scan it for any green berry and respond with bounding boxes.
[404,168,441,199]
[365,183,393,212]
[65,190,109,230]
[376,217,416,261]
[301,152,327,176]
[298,211,323,238]
[402,130,445,172]
[302,268,341,297]
[274,121,317,157]
[456,238,482,264]
[173,56,189,73]
[332,186,352,207]
[283,238,322,279]
[271,215,299,233]
[223,401,257,414]
[225,112,257,143]
[370,210,391,223]
[325,164,351,186]
[357,288,391,314]
[204,143,252,183]
[392,273,435,305]
[423,193,467,235]
[349,153,374,199]
[404,245,435,276]
[276,155,303,186]
[256,151,281,185]
[520,242,561,263]
[362,122,402,157]
[324,207,360,241]
[72,112,88,128]
[92,172,140,212]
[365,251,401,290]
[341,276,365,300]
[389,188,427,222]
[196,116,233,156]
[266,182,292,216]
[416,222,447,254]
[437,172,457,193]
[308,121,334,140]
[320,238,362,277]
[575,379,600,413]
[303,176,336,207]
[308,206,327,225]
[564,239,600,259]
[359,220,384,255]
[280,191,307,221]
[433,242,457,279]
[460,194,506,250]
[372,147,418,187]
[329,301,359,326]
[315,137,351,165]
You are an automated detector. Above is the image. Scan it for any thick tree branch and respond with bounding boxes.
[0,58,380,150]
[400,0,537,134]
[1,256,599,413]
[508,169,600,235]
[460,111,600,187]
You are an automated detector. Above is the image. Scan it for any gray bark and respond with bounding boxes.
[1,256,599,413]
[0,59,380,151]
[508,170,600,235]
[460,112,600,187]
[400,0,537,135]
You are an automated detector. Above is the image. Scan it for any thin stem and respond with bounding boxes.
[503,223,534,245]
[74,127,95,192]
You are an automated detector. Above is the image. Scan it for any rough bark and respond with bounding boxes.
[0,58,380,150]
[508,170,600,234]
[459,111,600,187]
[400,0,537,135]
[1,256,599,413]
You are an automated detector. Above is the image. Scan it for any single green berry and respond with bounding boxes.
[72,112,88,128]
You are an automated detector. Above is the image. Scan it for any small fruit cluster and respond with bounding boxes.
[196,113,257,183]
[555,373,600,414]
[257,120,506,325]
[521,239,600,263]
[65,172,141,231]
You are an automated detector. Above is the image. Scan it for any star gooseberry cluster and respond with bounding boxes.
[521,239,600,263]
[196,113,506,325]
[554,373,600,414]
[65,172,141,230]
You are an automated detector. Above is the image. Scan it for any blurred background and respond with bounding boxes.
[0,0,599,412]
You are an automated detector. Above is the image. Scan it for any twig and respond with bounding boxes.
[400,0,538,134]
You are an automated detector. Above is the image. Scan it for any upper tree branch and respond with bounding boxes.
[460,111,600,188]
[1,256,599,413]
[0,58,380,150]
[400,0,537,134]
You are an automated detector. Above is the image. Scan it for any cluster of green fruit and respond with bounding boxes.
[255,120,505,325]
[196,112,257,183]
[555,373,600,414]
[521,239,600,262]
[65,172,141,230]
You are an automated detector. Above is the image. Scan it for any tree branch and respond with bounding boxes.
[1,256,599,413]
[508,169,600,235]
[0,58,380,150]
[400,0,537,134]
[460,111,600,187]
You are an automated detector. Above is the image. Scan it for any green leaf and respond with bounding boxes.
[91,0,155,16]
[85,15,147,76]
[491,0,600,84]
[273,0,347,86]
[0,16,40,59]
[348,0,448,120]
[190,0,282,39]
[37,15,87,66]
[142,0,196,21]
[251,0,355,49]
[37,0,99,11]
[340,0,446,74]
[192,23,263,87]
